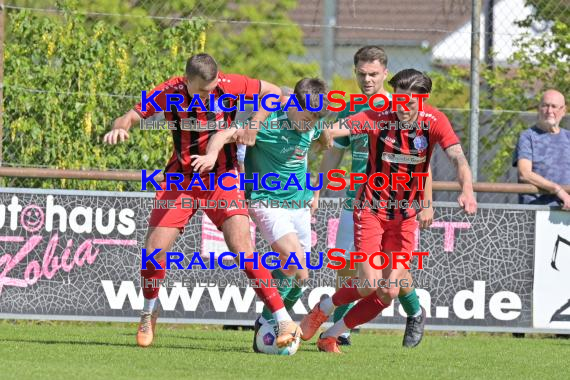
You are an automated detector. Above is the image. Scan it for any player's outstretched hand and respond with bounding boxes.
[458,192,477,215]
[103,129,129,145]
[418,205,434,229]
[191,154,217,174]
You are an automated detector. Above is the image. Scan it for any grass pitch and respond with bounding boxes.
[0,321,568,380]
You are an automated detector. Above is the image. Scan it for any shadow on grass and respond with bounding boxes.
[0,337,251,353]
[118,332,219,341]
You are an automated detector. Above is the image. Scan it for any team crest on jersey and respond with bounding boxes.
[293,147,306,160]
[413,136,428,151]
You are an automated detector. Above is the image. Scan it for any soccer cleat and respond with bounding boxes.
[317,334,342,354]
[337,334,352,346]
[402,306,426,348]
[300,302,329,341]
[275,320,302,348]
[252,317,263,353]
[136,311,155,347]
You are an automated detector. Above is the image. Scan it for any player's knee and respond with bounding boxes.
[144,237,167,262]
[144,245,166,262]
[356,276,376,297]
[225,232,253,254]
[356,286,375,298]
[376,286,399,301]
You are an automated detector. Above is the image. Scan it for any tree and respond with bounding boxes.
[4,0,319,190]
[481,0,569,180]
[4,6,207,191]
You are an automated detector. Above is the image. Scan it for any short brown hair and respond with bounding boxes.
[294,78,329,118]
[354,46,388,67]
[185,53,218,81]
[388,69,432,94]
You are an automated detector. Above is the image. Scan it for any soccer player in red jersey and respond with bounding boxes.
[104,53,301,348]
[300,69,477,353]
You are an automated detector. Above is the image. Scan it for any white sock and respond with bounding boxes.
[272,307,292,322]
[259,316,270,325]
[319,296,335,315]
[143,297,157,313]
[322,319,348,339]
[411,308,422,317]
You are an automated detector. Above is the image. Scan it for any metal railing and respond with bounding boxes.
[1,166,569,194]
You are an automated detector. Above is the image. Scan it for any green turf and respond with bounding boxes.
[0,321,568,379]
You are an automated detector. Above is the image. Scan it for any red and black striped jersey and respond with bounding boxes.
[134,72,261,177]
[347,104,460,221]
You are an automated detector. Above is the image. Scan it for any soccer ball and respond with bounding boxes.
[255,323,300,355]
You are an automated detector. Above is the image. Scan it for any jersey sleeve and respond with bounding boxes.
[133,80,173,119]
[312,126,323,141]
[221,73,261,99]
[429,111,460,150]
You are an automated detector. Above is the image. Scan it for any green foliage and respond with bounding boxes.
[204,0,320,86]
[5,0,318,190]
[481,0,569,180]
[5,6,207,190]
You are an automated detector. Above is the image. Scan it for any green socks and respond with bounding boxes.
[284,284,305,311]
[333,302,355,323]
[399,289,421,317]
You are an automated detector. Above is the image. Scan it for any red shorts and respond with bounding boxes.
[353,208,418,257]
[148,169,248,231]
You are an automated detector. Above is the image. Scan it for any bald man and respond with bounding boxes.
[513,89,570,210]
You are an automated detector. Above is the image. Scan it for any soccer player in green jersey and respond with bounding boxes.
[192,77,330,352]
[315,46,433,348]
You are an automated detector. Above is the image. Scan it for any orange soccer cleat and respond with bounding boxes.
[317,335,342,354]
[137,308,160,348]
[275,320,302,348]
[300,302,329,341]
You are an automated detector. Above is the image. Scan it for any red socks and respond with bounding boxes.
[242,257,285,313]
[332,278,363,306]
[140,260,166,299]
[344,292,389,329]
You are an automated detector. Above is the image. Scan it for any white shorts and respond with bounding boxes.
[335,208,355,258]
[249,206,312,254]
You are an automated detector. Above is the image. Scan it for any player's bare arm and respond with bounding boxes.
[316,128,333,151]
[418,165,434,228]
[518,158,570,210]
[445,144,477,214]
[327,120,352,139]
[191,128,238,174]
[103,109,140,145]
[237,80,282,146]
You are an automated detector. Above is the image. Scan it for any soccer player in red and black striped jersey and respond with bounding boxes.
[104,53,301,349]
[300,69,477,353]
